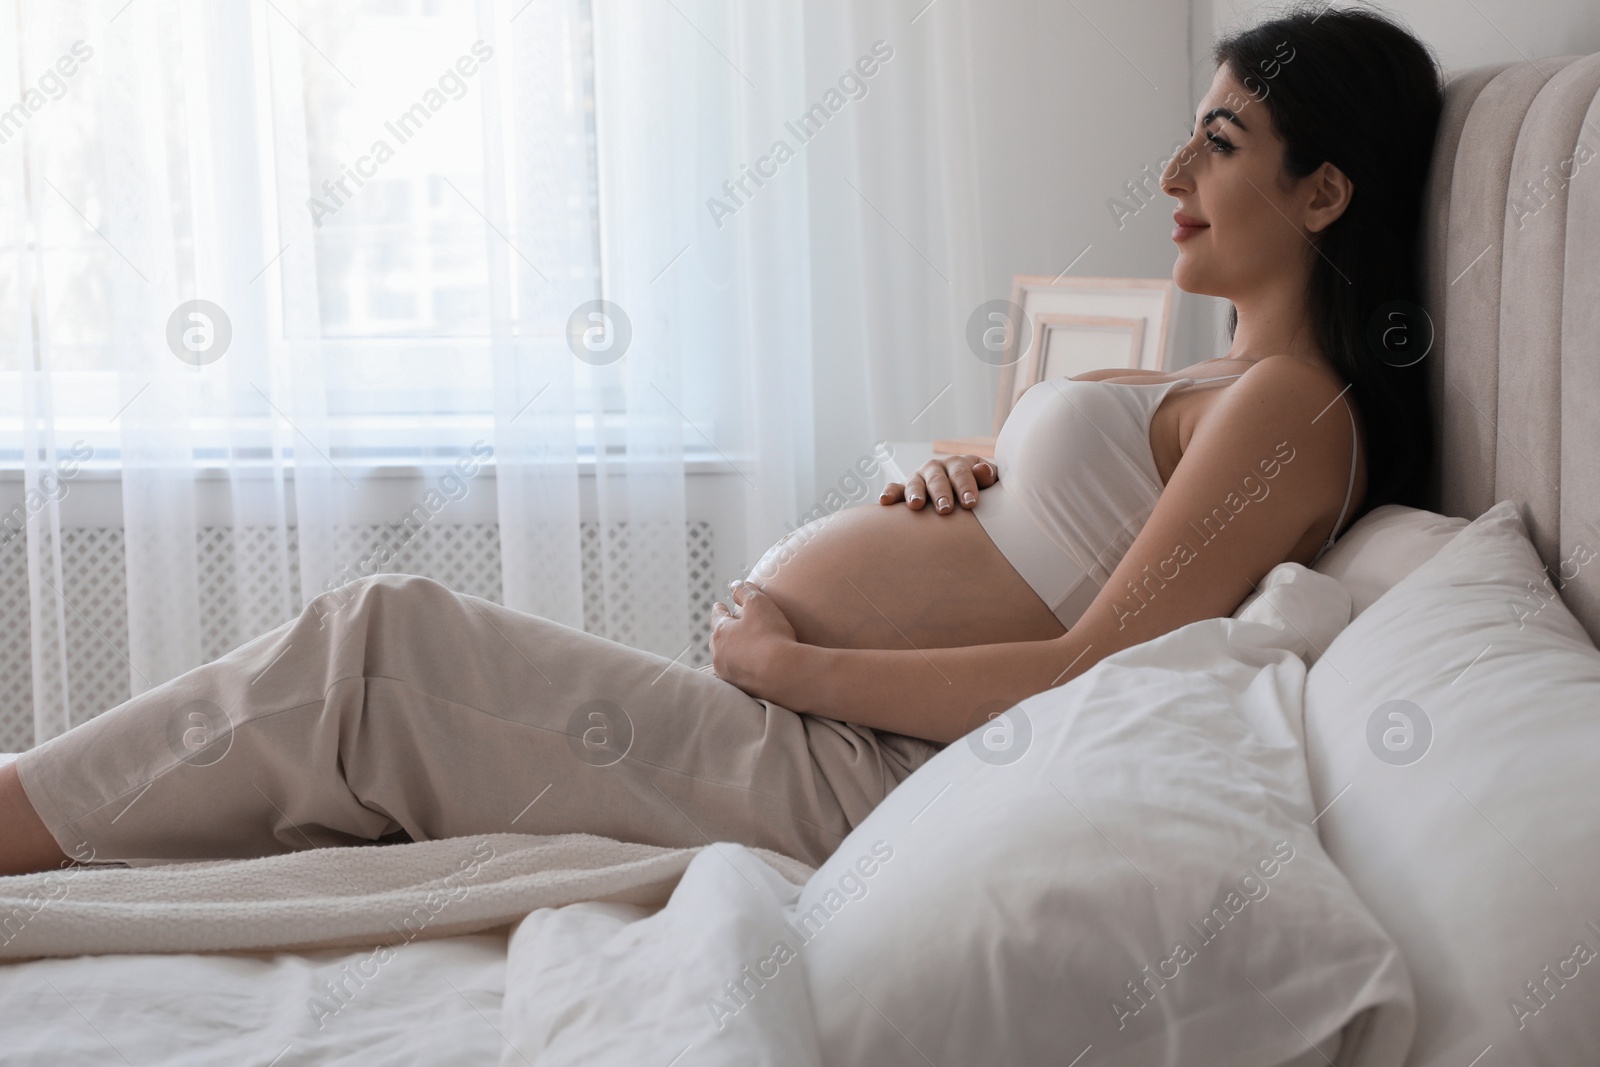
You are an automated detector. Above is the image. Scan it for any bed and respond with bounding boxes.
[4,53,1600,1066]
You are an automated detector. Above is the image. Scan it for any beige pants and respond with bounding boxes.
[15,573,943,870]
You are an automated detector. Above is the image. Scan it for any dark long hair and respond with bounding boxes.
[1213,3,1444,514]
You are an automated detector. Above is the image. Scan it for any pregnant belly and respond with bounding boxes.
[744,502,1068,650]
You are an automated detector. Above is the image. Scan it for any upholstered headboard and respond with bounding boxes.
[1422,53,1600,646]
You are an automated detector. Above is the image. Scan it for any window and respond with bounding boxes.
[0,0,686,473]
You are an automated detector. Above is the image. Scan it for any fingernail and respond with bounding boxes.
[908,493,921,503]
[962,491,976,505]
[937,497,949,511]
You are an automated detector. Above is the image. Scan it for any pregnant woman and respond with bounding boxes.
[0,5,1441,877]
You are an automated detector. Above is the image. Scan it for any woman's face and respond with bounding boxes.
[1159,63,1330,300]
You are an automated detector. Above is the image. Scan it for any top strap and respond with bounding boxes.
[1310,399,1360,566]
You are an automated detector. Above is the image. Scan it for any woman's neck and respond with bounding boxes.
[1223,287,1332,372]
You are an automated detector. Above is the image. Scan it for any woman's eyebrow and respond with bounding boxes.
[1192,106,1250,134]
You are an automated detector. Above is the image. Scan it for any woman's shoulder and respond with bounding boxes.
[1201,355,1364,498]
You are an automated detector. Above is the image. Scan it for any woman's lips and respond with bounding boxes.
[1172,212,1209,242]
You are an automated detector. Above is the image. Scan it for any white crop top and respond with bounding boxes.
[971,373,1359,630]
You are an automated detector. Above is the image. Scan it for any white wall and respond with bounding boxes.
[962,0,1220,370]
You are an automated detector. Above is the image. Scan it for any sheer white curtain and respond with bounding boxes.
[801,0,994,488]
[1,0,816,747]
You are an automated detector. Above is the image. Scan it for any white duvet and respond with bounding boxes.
[0,562,1412,1065]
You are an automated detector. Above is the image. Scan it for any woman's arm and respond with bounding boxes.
[773,632,1094,744]
[718,359,1353,743]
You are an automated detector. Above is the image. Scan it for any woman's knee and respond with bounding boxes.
[304,572,449,631]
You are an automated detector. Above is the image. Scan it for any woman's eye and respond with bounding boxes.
[1205,131,1234,154]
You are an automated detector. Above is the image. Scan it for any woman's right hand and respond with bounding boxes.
[878,454,998,515]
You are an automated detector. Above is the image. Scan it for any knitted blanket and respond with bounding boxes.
[0,828,815,962]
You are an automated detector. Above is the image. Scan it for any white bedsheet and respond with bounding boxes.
[0,929,514,1065]
[501,845,821,1066]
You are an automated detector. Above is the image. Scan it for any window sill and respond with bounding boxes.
[0,451,751,482]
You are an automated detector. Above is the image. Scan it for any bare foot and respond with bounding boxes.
[0,760,74,877]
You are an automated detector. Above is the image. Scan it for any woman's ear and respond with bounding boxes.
[1303,161,1354,234]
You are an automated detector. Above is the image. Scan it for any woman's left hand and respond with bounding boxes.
[709,579,799,701]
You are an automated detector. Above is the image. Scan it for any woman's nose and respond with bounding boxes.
[1159,138,1198,194]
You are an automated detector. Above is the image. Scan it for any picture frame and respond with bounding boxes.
[1024,312,1147,386]
[932,275,1177,458]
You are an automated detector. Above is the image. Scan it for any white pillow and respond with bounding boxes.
[796,563,1413,1067]
[1303,499,1600,1065]
[1309,504,1469,618]
[1231,559,1352,667]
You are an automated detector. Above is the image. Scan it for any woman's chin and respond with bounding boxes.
[1170,259,1219,298]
